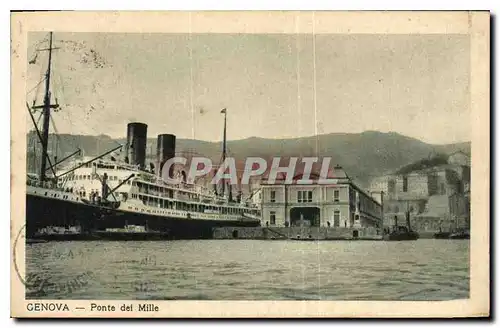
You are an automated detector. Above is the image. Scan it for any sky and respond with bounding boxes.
[26,32,470,145]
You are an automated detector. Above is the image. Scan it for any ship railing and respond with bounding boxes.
[26,179,69,192]
[135,185,258,209]
[138,176,223,200]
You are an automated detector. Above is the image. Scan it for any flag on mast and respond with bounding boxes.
[221,108,227,114]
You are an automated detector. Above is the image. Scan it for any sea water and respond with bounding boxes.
[25,239,469,300]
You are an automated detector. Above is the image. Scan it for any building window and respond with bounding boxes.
[333,189,340,202]
[270,190,276,203]
[333,210,340,227]
[297,190,313,203]
[403,176,408,192]
[270,211,276,225]
[388,179,396,194]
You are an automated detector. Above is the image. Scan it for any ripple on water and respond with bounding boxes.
[25,239,469,300]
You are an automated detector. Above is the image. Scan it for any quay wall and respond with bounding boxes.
[213,226,383,240]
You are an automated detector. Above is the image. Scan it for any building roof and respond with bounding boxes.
[261,163,350,183]
[261,166,382,205]
[371,163,468,182]
[449,150,471,157]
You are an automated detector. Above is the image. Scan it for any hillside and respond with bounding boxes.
[26,131,470,188]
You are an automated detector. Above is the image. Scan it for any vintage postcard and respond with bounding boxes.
[10,11,490,318]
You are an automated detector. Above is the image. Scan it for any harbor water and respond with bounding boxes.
[25,239,469,300]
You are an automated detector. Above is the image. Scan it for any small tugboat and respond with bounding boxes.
[434,227,451,239]
[93,224,170,241]
[290,234,315,241]
[30,222,171,241]
[449,228,470,240]
[434,217,470,240]
[32,225,95,241]
[448,215,470,239]
[384,214,419,241]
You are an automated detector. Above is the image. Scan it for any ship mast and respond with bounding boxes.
[221,108,227,198]
[38,32,59,182]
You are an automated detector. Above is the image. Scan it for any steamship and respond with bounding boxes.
[26,32,261,240]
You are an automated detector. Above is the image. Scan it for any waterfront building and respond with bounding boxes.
[260,166,383,228]
[447,150,471,166]
[369,152,471,232]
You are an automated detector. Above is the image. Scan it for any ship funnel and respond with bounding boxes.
[125,122,148,169]
[156,134,176,178]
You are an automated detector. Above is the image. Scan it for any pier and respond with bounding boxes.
[213,226,383,241]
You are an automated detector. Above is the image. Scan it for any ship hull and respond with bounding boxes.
[384,232,420,241]
[434,232,451,239]
[26,193,260,240]
[30,234,100,242]
[26,193,104,238]
[449,232,470,240]
[99,209,260,239]
[92,231,171,241]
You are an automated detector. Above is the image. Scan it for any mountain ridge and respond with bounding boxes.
[26,131,470,188]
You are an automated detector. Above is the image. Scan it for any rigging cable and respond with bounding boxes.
[27,42,50,106]
[52,44,84,154]
[35,111,43,127]
[50,50,64,110]
[26,76,46,96]
[51,47,122,157]
[49,115,64,161]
